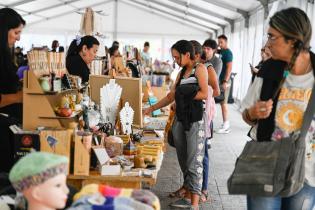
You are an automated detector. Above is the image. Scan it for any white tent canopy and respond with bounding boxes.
[1,0,315,101]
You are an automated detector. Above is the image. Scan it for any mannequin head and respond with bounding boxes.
[9,152,69,210]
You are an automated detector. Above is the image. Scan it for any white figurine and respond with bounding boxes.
[120,102,134,135]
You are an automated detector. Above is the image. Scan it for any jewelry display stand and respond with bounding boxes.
[100,79,122,125]
[90,75,142,127]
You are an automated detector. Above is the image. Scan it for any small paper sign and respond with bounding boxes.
[93,147,110,165]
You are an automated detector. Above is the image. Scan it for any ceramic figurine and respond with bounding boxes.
[119,102,134,135]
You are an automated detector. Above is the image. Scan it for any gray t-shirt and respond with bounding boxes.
[205,55,222,78]
[241,71,315,187]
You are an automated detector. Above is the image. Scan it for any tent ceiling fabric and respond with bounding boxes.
[1,0,263,35]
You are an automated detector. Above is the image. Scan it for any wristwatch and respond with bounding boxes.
[222,79,228,83]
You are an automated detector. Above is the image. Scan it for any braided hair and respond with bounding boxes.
[269,7,312,72]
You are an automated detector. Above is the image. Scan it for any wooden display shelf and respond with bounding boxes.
[23,70,80,130]
[67,152,163,190]
[67,168,158,190]
[26,89,79,95]
[39,111,82,119]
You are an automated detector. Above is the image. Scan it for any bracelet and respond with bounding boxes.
[245,108,257,124]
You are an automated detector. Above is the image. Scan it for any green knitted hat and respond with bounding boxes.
[9,152,68,192]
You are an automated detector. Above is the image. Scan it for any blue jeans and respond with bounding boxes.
[247,183,315,210]
[202,139,209,191]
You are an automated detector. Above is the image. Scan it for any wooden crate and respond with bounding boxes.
[40,129,72,171]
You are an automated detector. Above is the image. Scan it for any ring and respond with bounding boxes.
[260,107,267,112]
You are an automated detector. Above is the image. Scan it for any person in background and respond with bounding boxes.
[66,35,99,83]
[14,46,24,67]
[112,40,119,48]
[193,40,219,202]
[0,8,25,172]
[241,7,315,210]
[250,46,272,83]
[108,45,120,68]
[202,39,223,78]
[51,40,59,52]
[216,34,233,134]
[58,46,65,53]
[141,41,152,72]
[144,40,208,210]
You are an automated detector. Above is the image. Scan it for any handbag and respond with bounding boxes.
[228,82,315,197]
[165,108,175,147]
[214,85,225,103]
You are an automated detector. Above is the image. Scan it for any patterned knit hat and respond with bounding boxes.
[9,152,68,192]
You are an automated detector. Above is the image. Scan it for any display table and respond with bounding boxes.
[67,153,163,190]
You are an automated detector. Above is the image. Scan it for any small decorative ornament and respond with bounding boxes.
[75,35,81,46]
[119,102,134,135]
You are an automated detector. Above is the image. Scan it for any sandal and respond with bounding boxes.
[169,198,191,208]
[169,187,186,198]
[199,191,209,203]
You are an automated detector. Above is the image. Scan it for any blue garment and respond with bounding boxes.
[247,183,315,210]
[16,65,29,80]
[202,138,209,191]
[219,48,233,82]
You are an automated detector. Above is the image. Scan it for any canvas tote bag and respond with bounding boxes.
[228,82,315,197]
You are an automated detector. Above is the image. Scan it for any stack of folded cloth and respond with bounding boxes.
[67,184,160,210]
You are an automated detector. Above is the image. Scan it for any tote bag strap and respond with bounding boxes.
[298,82,315,145]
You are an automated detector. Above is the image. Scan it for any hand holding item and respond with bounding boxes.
[143,106,154,116]
[249,99,273,120]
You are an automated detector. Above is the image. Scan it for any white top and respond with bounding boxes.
[241,70,315,186]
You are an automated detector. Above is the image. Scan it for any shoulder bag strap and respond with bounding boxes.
[298,82,315,145]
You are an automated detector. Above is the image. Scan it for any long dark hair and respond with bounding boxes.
[0,8,25,77]
[190,40,202,56]
[66,35,99,59]
[172,40,195,86]
[171,40,195,67]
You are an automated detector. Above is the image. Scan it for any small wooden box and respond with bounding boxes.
[40,129,71,159]
[73,133,90,176]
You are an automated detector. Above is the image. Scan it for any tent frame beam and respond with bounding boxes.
[22,0,82,16]
[122,0,213,35]
[128,0,216,33]
[6,0,37,8]
[201,0,249,18]
[147,0,224,29]
[28,0,113,26]
[168,0,233,25]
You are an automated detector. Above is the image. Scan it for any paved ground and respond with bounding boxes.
[152,104,252,210]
